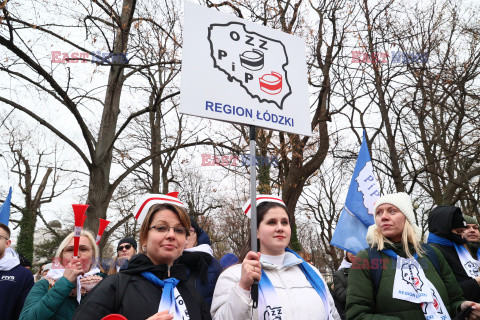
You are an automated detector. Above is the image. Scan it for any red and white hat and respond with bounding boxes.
[242,195,285,218]
[133,192,187,225]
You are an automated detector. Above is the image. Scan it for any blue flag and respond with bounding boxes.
[0,187,12,226]
[330,134,380,254]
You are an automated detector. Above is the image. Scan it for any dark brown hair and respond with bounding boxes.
[0,223,11,238]
[138,203,191,253]
[238,202,289,261]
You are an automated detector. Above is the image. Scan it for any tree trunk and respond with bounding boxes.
[84,0,137,233]
[257,129,271,194]
[16,208,37,262]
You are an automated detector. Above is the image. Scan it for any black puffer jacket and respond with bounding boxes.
[467,241,480,260]
[333,267,349,319]
[177,250,222,308]
[177,225,222,308]
[428,205,480,302]
[71,254,211,320]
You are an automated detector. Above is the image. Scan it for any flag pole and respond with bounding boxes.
[249,125,258,308]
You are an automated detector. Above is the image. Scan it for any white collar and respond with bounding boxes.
[261,252,303,269]
[262,253,286,267]
[0,248,20,271]
[338,258,352,270]
[184,243,214,256]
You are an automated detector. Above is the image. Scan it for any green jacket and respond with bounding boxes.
[346,243,464,320]
[19,276,78,320]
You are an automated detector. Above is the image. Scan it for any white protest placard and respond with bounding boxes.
[180,2,312,136]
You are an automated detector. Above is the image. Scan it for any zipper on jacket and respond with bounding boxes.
[168,265,171,277]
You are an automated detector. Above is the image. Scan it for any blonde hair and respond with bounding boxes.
[55,230,99,269]
[138,203,191,254]
[369,220,423,258]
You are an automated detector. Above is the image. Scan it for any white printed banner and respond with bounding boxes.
[180,2,312,136]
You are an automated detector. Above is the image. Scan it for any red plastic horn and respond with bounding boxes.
[96,219,111,244]
[72,204,89,257]
[101,315,128,320]
[166,191,179,198]
[81,215,87,230]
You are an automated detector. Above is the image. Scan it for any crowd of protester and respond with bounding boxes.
[1,192,480,319]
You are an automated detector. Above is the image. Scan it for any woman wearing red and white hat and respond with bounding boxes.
[72,194,211,320]
[211,195,340,320]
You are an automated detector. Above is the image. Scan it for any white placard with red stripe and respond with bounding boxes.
[180,2,312,137]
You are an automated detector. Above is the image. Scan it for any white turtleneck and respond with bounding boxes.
[261,253,286,267]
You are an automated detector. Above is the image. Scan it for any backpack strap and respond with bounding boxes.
[366,247,382,298]
[114,273,132,313]
[421,243,441,275]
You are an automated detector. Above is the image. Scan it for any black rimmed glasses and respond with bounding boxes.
[149,225,188,236]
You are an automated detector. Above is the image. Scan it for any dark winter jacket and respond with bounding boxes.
[333,267,349,319]
[177,250,222,308]
[428,205,480,302]
[466,241,480,260]
[71,254,211,320]
[0,264,34,320]
[179,225,221,308]
[346,242,464,320]
[219,253,239,269]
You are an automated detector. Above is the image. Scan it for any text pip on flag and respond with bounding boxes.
[330,134,380,254]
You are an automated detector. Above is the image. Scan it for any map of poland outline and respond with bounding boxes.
[207,22,292,110]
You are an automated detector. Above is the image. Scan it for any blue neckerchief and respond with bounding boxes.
[141,272,182,319]
[427,233,454,246]
[382,249,419,260]
[259,248,330,319]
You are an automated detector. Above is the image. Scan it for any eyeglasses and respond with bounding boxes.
[63,246,92,256]
[0,235,9,241]
[149,225,188,236]
[118,244,132,251]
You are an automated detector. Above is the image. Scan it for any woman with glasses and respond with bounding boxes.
[72,194,211,320]
[108,237,137,275]
[20,230,105,320]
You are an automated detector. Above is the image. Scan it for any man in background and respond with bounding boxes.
[0,223,34,320]
[463,214,480,259]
